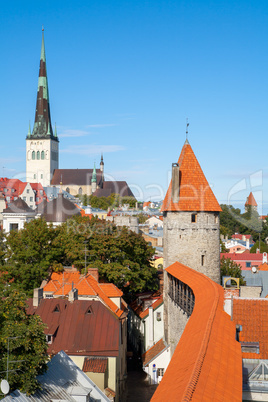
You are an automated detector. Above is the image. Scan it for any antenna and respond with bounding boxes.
[186,118,189,142]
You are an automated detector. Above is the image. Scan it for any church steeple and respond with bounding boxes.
[91,163,97,193]
[92,163,97,183]
[26,29,59,187]
[29,28,57,140]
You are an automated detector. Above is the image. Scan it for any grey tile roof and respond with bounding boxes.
[51,169,103,186]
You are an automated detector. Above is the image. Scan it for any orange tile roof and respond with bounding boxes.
[142,338,167,367]
[233,298,268,359]
[82,357,108,373]
[99,283,123,297]
[86,275,124,318]
[152,262,242,402]
[258,262,268,271]
[43,271,124,318]
[245,192,258,207]
[161,142,221,212]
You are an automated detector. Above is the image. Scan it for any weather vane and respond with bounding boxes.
[186,118,189,141]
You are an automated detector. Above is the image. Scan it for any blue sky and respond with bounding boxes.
[1,0,268,212]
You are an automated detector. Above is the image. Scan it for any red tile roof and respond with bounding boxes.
[161,142,221,212]
[221,252,263,261]
[233,298,268,359]
[245,192,257,207]
[231,234,252,240]
[43,271,124,317]
[142,338,167,367]
[27,299,120,356]
[152,262,242,402]
[0,178,47,205]
[82,357,108,373]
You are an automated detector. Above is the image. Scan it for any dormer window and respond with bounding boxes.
[53,304,60,313]
[85,306,92,315]
[46,334,53,344]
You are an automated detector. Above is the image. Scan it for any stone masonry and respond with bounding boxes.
[163,211,220,284]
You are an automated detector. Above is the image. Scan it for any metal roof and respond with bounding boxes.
[242,270,268,297]
[1,350,109,402]
[27,299,120,356]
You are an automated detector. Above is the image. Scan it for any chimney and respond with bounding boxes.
[33,288,43,307]
[148,306,154,348]
[246,238,250,249]
[257,248,260,254]
[171,163,180,203]
[68,288,78,302]
[87,267,99,282]
[263,252,267,263]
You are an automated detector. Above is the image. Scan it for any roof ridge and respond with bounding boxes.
[181,275,220,401]
[87,276,123,317]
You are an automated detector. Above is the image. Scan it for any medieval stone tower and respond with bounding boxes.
[26,29,59,187]
[162,139,221,284]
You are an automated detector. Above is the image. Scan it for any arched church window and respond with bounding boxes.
[66,187,70,193]
[32,151,35,160]
[41,151,45,160]
[37,151,40,160]
[79,187,83,195]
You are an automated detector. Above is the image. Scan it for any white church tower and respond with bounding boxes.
[26,28,59,187]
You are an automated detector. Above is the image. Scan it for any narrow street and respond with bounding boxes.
[122,355,158,401]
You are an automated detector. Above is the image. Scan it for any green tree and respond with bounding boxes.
[0,230,7,266]
[250,240,268,254]
[137,213,148,224]
[0,290,47,394]
[2,218,64,295]
[56,215,158,300]
[220,204,267,243]
[220,256,246,285]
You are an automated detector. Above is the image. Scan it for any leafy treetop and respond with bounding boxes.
[0,290,47,395]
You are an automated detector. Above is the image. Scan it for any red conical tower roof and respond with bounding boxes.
[161,141,221,212]
[245,192,257,207]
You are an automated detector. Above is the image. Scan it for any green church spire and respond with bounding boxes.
[91,163,97,183]
[29,28,58,141]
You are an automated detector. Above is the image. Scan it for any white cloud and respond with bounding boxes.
[60,144,126,155]
[58,129,89,138]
